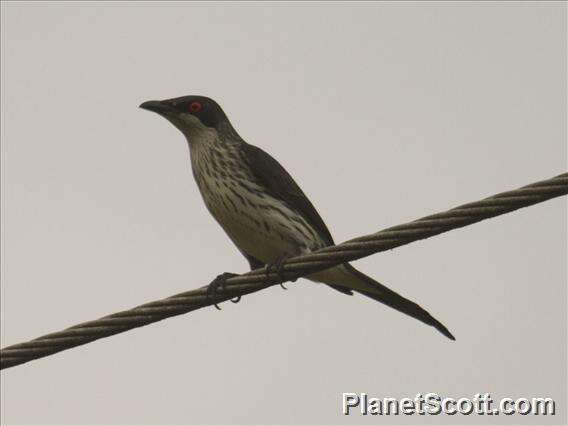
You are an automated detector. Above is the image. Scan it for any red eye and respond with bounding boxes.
[189,101,202,113]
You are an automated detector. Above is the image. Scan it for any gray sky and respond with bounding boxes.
[1,2,566,425]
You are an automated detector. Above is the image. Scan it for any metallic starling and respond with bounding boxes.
[140,95,455,340]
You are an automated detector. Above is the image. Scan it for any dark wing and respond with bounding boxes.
[241,142,334,245]
[241,143,354,297]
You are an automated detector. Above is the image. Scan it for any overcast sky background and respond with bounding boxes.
[1,2,566,425]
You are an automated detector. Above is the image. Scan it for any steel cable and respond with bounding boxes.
[1,172,566,370]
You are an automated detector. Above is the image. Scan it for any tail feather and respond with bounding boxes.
[309,264,455,340]
[343,264,455,340]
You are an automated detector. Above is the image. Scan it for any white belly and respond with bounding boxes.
[189,137,324,265]
[203,184,318,264]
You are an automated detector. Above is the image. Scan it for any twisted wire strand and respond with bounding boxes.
[1,173,566,370]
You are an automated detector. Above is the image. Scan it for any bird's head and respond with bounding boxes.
[140,95,229,139]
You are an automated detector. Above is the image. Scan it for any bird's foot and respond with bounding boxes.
[206,272,241,310]
[265,255,297,289]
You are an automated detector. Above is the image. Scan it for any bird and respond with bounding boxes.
[140,95,455,340]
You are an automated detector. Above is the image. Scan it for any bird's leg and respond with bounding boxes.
[206,272,240,310]
[265,254,297,289]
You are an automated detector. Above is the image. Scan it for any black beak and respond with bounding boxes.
[139,100,175,115]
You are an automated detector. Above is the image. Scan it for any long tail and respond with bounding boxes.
[307,264,455,340]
